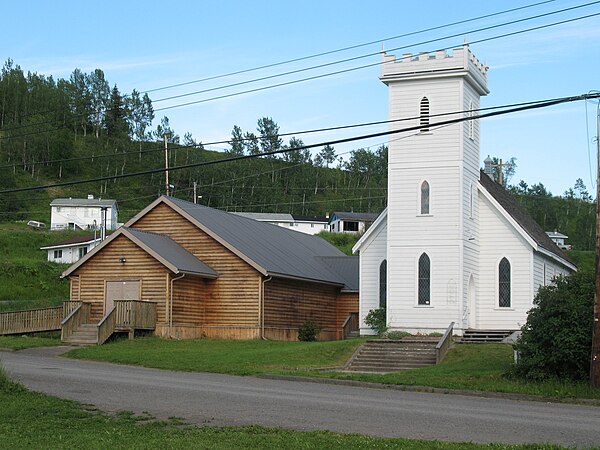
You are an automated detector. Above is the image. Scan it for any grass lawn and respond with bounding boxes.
[0,368,566,449]
[67,337,366,375]
[66,338,600,401]
[0,334,63,350]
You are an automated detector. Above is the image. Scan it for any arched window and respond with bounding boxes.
[379,260,387,308]
[420,97,430,132]
[420,181,430,215]
[499,257,511,308]
[418,253,430,305]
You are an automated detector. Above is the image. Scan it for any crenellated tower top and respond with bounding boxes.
[380,45,489,96]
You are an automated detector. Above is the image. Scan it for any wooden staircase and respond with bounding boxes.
[460,329,514,343]
[62,323,99,345]
[345,338,438,372]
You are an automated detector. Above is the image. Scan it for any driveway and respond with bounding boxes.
[1,346,599,447]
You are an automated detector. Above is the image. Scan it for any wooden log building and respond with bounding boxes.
[62,196,359,341]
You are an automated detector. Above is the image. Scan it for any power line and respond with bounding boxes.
[143,0,556,95]
[1,2,596,140]
[2,92,598,194]
[152,1,599,106]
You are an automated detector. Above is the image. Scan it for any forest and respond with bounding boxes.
[0,59,595,250]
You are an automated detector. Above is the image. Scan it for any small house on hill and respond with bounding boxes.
[61,196,359,341]
[50,195,118,231]
[232,212,329,235]
[41,234,104,264]
[329,212,379,234]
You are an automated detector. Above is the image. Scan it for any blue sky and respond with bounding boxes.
[3,0,600,196]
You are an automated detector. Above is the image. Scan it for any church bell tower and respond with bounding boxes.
[380,45,489,333]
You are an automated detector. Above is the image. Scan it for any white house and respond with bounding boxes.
[50,196,118,231]
[353,45,575,336]
[232,212,329,235]
[41,234,104,264]
[546,231,571,250]
[329,212,379,234]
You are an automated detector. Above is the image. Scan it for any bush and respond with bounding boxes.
[511,271,594,381]
[298,320,320,341]
[382,330,410,340]
[365,308,387,335]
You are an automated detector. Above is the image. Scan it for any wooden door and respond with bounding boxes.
[105,280,140,313]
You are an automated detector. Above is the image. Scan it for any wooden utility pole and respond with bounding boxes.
[495,158,514,187]
[592,106,600,388]
[193,181,197,204]
[164,134,170,196]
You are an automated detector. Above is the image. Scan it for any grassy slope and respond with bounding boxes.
[0,368,564,449]
[0,222,73,310]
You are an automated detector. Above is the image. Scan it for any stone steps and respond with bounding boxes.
[345,339,440,373]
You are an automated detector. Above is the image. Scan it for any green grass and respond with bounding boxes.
[0,335,62,350]
[68,337,367,375]
[67,339,600,400]
[0,368,567,449]
[0,222,73,309]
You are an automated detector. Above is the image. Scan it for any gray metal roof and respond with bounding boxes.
[317,256,359,292]
[166,197,355,287]
[51,198,117,208]
[231,212,293,222]
[125,228,218,278]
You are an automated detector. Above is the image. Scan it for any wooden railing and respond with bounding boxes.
[114,300,157,330]
[61,303,90,342]
[63,300,82,317]
[0,306,63,335]
[97,307,117,345]
[435,321,455,364]
[342,312,359,339]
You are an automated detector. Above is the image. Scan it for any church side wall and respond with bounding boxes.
[477,193,533,330]
[357,220,387,335]
[533,254,571,293]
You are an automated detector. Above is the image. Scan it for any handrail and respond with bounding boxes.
[0,306,63,335]
[342,312,359,339]
[114,300,157,329]
[61,303,90,341]
[435,321,455,364]
[97,307,117,345]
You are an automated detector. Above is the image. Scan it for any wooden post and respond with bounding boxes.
[164,134,170,196]
[591,107,600,388]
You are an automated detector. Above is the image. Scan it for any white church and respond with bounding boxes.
[353,45,575,336]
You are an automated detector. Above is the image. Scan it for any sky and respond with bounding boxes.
[2,0,600,197]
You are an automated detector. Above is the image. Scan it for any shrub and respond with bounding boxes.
[365,308,387,335]
[511,270,594,381]
[382,330,410,340]
[298,320,320,341]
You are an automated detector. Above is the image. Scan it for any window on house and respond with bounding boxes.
[343,221,359,232]
[499,257,511,307]
[418,253,430,305]
[379,260,387,308]
[56,207,61,213]
[53,250,63,259]
[420,181,430,215]
[78,247,88,259]
[420,97,430,132]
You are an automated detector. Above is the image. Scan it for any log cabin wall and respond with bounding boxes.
[132,203,261,331]
[263,277,340,340]
[336,292,359,339]
[69,235,169,322]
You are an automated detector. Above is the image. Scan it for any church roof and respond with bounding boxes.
[478,171,573,265]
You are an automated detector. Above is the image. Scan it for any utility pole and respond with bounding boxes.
[164,134,170,196]
[592,105,600,388]
[495,158,514,187]
[193,181,197,204]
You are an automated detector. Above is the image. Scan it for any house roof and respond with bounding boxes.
[231,212,293,222]
[51,198,117,208]
[317,256,359,292]
[132,196,356,288]
[291,214,329,223]
[546,231,568,239]
[40,232,114,250]
[62,227,218,278]
[478,171,573,266]
[330,211,379,223]
[124,228,218,278]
